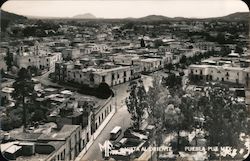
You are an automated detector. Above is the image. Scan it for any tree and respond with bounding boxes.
[146,77,168,159]
[27,66,40,76]
[179,55,187,66]
[1,68,5,77]
[11,68,35,131]
[235,45,243,54]
[163,73,182,95]
[165,63,174,73]
[154,39,164,48]
[4,48,13,71]
[32,109,45,122]
[96,82,114,99]
[140,38,145,48]
[126,80,148,130]
[147,76,169,124]
[201,85,248,146]
[164,104,184,151]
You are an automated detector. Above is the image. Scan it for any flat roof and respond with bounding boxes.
[1,141,20,152]
[1,87,15,93]
[38,125,80,141]
[110,126,121,134]
[10,132,42,141]
[5,145,22,154]
[140,58,161,62]
[93,66,130,74]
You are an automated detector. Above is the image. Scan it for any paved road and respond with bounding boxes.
[34,67,58,87]
[34,71,155,161]
[81,82,132,161]
[81,75,154,161]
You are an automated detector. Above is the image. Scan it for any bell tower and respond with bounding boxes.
[18,42,24,56]
[34,41,40,55]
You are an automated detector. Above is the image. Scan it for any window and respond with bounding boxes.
[117,74,119,78]
[69,152,72,160]
[90,73,94,82]
[124,71,126,77]
[86,133,89,142]
[79,74,82,78]
[112,73,115,80]
[82,140,85,148]
[61,152,63,160]
[28,59,31,62]
[102,76,105,82]
[47,58,49,62]
[69,139,72,149]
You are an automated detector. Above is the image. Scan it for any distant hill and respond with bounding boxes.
[137,12,249,22]
[215,12,249,21]
[0,9,27,20]
[72,13,96,19]
[1,10,27,31]
[138,15,170,21]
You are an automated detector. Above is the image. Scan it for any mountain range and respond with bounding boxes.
[0,9,249,22]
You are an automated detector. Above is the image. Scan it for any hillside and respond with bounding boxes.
[72,13,96,19]
[216,12,249,21]
[138,15,170,21]
[0,9,27,20]
[1,10,27,31]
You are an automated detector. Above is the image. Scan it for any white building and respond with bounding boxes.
[55,62,140,87]
[112,54,140,66]
[188,64,249,85]
[140,58,164,73]
[62,48,80,60]
[15,42,62,70]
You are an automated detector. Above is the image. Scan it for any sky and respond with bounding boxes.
[1,0,249,19]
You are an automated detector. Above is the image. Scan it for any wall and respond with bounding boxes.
[189,65,247,85]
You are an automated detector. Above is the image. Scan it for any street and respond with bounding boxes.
[35,71,158,161]
[81,75,153,161]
